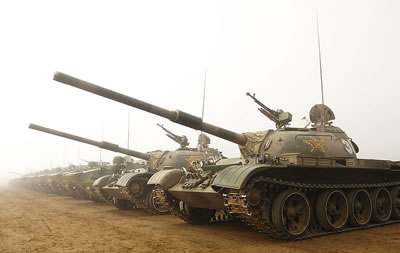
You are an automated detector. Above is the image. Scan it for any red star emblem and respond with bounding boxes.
[303,137,325,152]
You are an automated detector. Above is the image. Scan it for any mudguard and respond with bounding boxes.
[92,175,112,187]
[115,172,153,187]
[147,169,184,190]
[211,164,272,190]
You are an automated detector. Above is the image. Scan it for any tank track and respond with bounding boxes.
[119,178,155,213]
[154,186,232,223]
[92,186,114,204]
[70,186,89,199]
[223,176,400,240]
[154,186,191,221]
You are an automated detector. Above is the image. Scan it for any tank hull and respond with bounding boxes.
[63,168,117,201]
[168,185,224,210]
[153,155,400,239]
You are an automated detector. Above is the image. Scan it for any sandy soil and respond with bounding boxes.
[1,186,399,253]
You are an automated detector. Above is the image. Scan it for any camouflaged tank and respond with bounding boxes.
[61,162,117,200]
[42,166,79,196]
[91,156,128,204]
[54,165,82,196]
[42,171,70,195]
[10,164,80,196]
[19,173,50,192]
[29,123,223,213]
[100,132,223,213]
[14,168,54,193]
[93,156,149,209]
[53,71,400,239]
[47,165,86,197]
[29,124,148,203]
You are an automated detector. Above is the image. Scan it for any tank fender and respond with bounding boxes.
[211,164,272,190]
[92,175,112,187]
[147,169,185,190]
[115,172,153,187]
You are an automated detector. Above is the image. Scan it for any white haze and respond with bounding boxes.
[0,0,399,185]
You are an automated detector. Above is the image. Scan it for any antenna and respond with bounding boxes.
[63,142,66,166]
[99,123,104,165]
[77,143,80,168]
[201,69,207,121]
[200,69,207,135]
[316,12,326,127]
[127,108,130,149]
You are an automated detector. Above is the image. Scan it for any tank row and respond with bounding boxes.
[13,122,223,214]
[10,72,400,240]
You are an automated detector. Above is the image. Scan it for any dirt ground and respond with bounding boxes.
[1,187,399,253]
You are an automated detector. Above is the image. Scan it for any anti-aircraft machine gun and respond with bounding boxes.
[51,71,400,239]
[245,92,292,129]
[157,123,189,148]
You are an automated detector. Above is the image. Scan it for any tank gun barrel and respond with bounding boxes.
[53,72,247,146]
[29,124,150,161]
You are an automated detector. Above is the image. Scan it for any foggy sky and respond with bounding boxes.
[1,0,399,185]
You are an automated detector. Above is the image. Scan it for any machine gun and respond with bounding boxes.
[246,92,292,128]
[157,123,189,148]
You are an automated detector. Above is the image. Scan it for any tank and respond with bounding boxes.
[93,156,149,209]
[24,161,114,200]
[44,171,71,196]
[10,165,81,197]
[29,124,149,204]
[50,164,86,198]
[42,166,83,196]
[28,173,52,193]
[62,163,117,200]
[52,71,400,239]
[29,123,223,214]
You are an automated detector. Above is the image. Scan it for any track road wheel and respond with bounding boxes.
[390,186,400,219]
[146,190,169,215]
[347,189,372,226]
[183,203,215,225]
[316,190,348,231]
[371,188,392,223]
[113,197,132,210]
[272,189,310,237]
